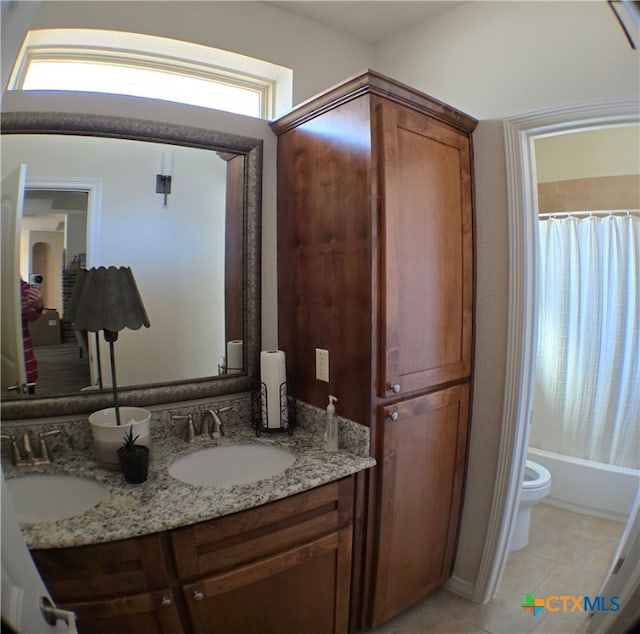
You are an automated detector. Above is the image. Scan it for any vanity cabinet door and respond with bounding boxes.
[183,527,353,634]
[31,534,180,633]
[31,533,169,601]
[67,588,183,634]
[377,100,473,398]
[370,384,470,627]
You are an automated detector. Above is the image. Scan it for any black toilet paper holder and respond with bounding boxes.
[251,380,296,436]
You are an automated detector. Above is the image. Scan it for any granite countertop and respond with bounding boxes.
[3,423,375,551]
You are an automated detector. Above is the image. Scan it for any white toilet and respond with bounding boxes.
[509,459,552,551]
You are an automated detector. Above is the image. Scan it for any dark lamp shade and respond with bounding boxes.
[71,266,150,334]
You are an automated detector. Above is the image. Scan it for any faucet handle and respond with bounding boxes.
[38,430,61,463]
[206,407,232,439]
[172,414,197,442]
[22,431,34,459]
[204,410,220,438]
[1,434,23,465]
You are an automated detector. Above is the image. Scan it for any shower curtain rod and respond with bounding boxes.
[538,209,639,219]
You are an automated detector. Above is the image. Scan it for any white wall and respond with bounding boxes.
[0,0,40,94]
[2,133,227,387]
[535,125,640,182]
[374,1,639,120]
[26,0,373,106]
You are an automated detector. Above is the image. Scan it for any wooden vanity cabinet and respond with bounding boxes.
[31,477,358,634]
[271,70,477,628]
[181,528,352,634]
[171,477,355,634]
[63,589,183,634]
[31,533,182,634]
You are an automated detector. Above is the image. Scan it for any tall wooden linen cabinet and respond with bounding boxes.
[271,71,477,629]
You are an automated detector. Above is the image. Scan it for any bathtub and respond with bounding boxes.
[528,447,640,521]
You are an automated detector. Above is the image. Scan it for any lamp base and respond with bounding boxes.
[88,407,151,470]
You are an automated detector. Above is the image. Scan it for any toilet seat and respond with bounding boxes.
[522,459,551,490]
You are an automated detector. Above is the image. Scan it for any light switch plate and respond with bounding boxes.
[316,348,329,382]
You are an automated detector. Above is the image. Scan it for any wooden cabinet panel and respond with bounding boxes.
[276,95,374,425]
[183,527,353,634]
[370,384,470,626]
[32,533,169,601]
[378,101,473,397]
[171,478,354,579]
[68,588,183,634]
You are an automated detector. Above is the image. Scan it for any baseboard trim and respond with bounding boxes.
[445,575,476,601]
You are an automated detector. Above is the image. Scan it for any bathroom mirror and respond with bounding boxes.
[1,111,261,420]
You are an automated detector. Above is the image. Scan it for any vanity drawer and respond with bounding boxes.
[170,476,355,580]
[66,588,183,634]
[31,533,170,601]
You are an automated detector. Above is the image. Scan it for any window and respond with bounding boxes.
[9,29,293,119]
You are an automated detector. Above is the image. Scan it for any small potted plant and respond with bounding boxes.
[117,425,150,484]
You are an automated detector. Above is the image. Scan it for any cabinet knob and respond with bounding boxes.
[193,590,204,601]
[389,383,401,394]
[160,596,172,608]
[387,411,399,422]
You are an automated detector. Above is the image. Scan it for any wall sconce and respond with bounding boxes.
[156,150,173,207]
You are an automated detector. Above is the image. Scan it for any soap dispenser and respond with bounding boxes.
[324,395,339,452]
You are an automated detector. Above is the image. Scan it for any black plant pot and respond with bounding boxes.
[117,445,150,484]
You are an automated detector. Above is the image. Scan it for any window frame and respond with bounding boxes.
[8,29,292,119]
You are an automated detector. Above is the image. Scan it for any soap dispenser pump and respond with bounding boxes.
[324,395,339,452]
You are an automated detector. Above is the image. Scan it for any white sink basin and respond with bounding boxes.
[169,444,296,487]
[6,474,107,524]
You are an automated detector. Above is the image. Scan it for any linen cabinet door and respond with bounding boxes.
[370,384,470,627]
[377,100,473,397]
[182,528,353,634]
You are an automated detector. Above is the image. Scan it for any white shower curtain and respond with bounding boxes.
[531,212,640,469]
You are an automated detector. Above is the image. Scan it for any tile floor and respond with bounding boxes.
[370,503,625,634]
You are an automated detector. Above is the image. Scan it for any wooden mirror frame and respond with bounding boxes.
[1,111,262,419]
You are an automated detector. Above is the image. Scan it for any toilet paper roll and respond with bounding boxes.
[226,340,244,374]
[260,350,288,429]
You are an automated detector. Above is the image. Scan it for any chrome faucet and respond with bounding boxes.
[203,407,231,439]
[36,430,61,465]
[22,432,35,463]
[1,430,60,466]
[0,434,25,466]
[171,413,199,442]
